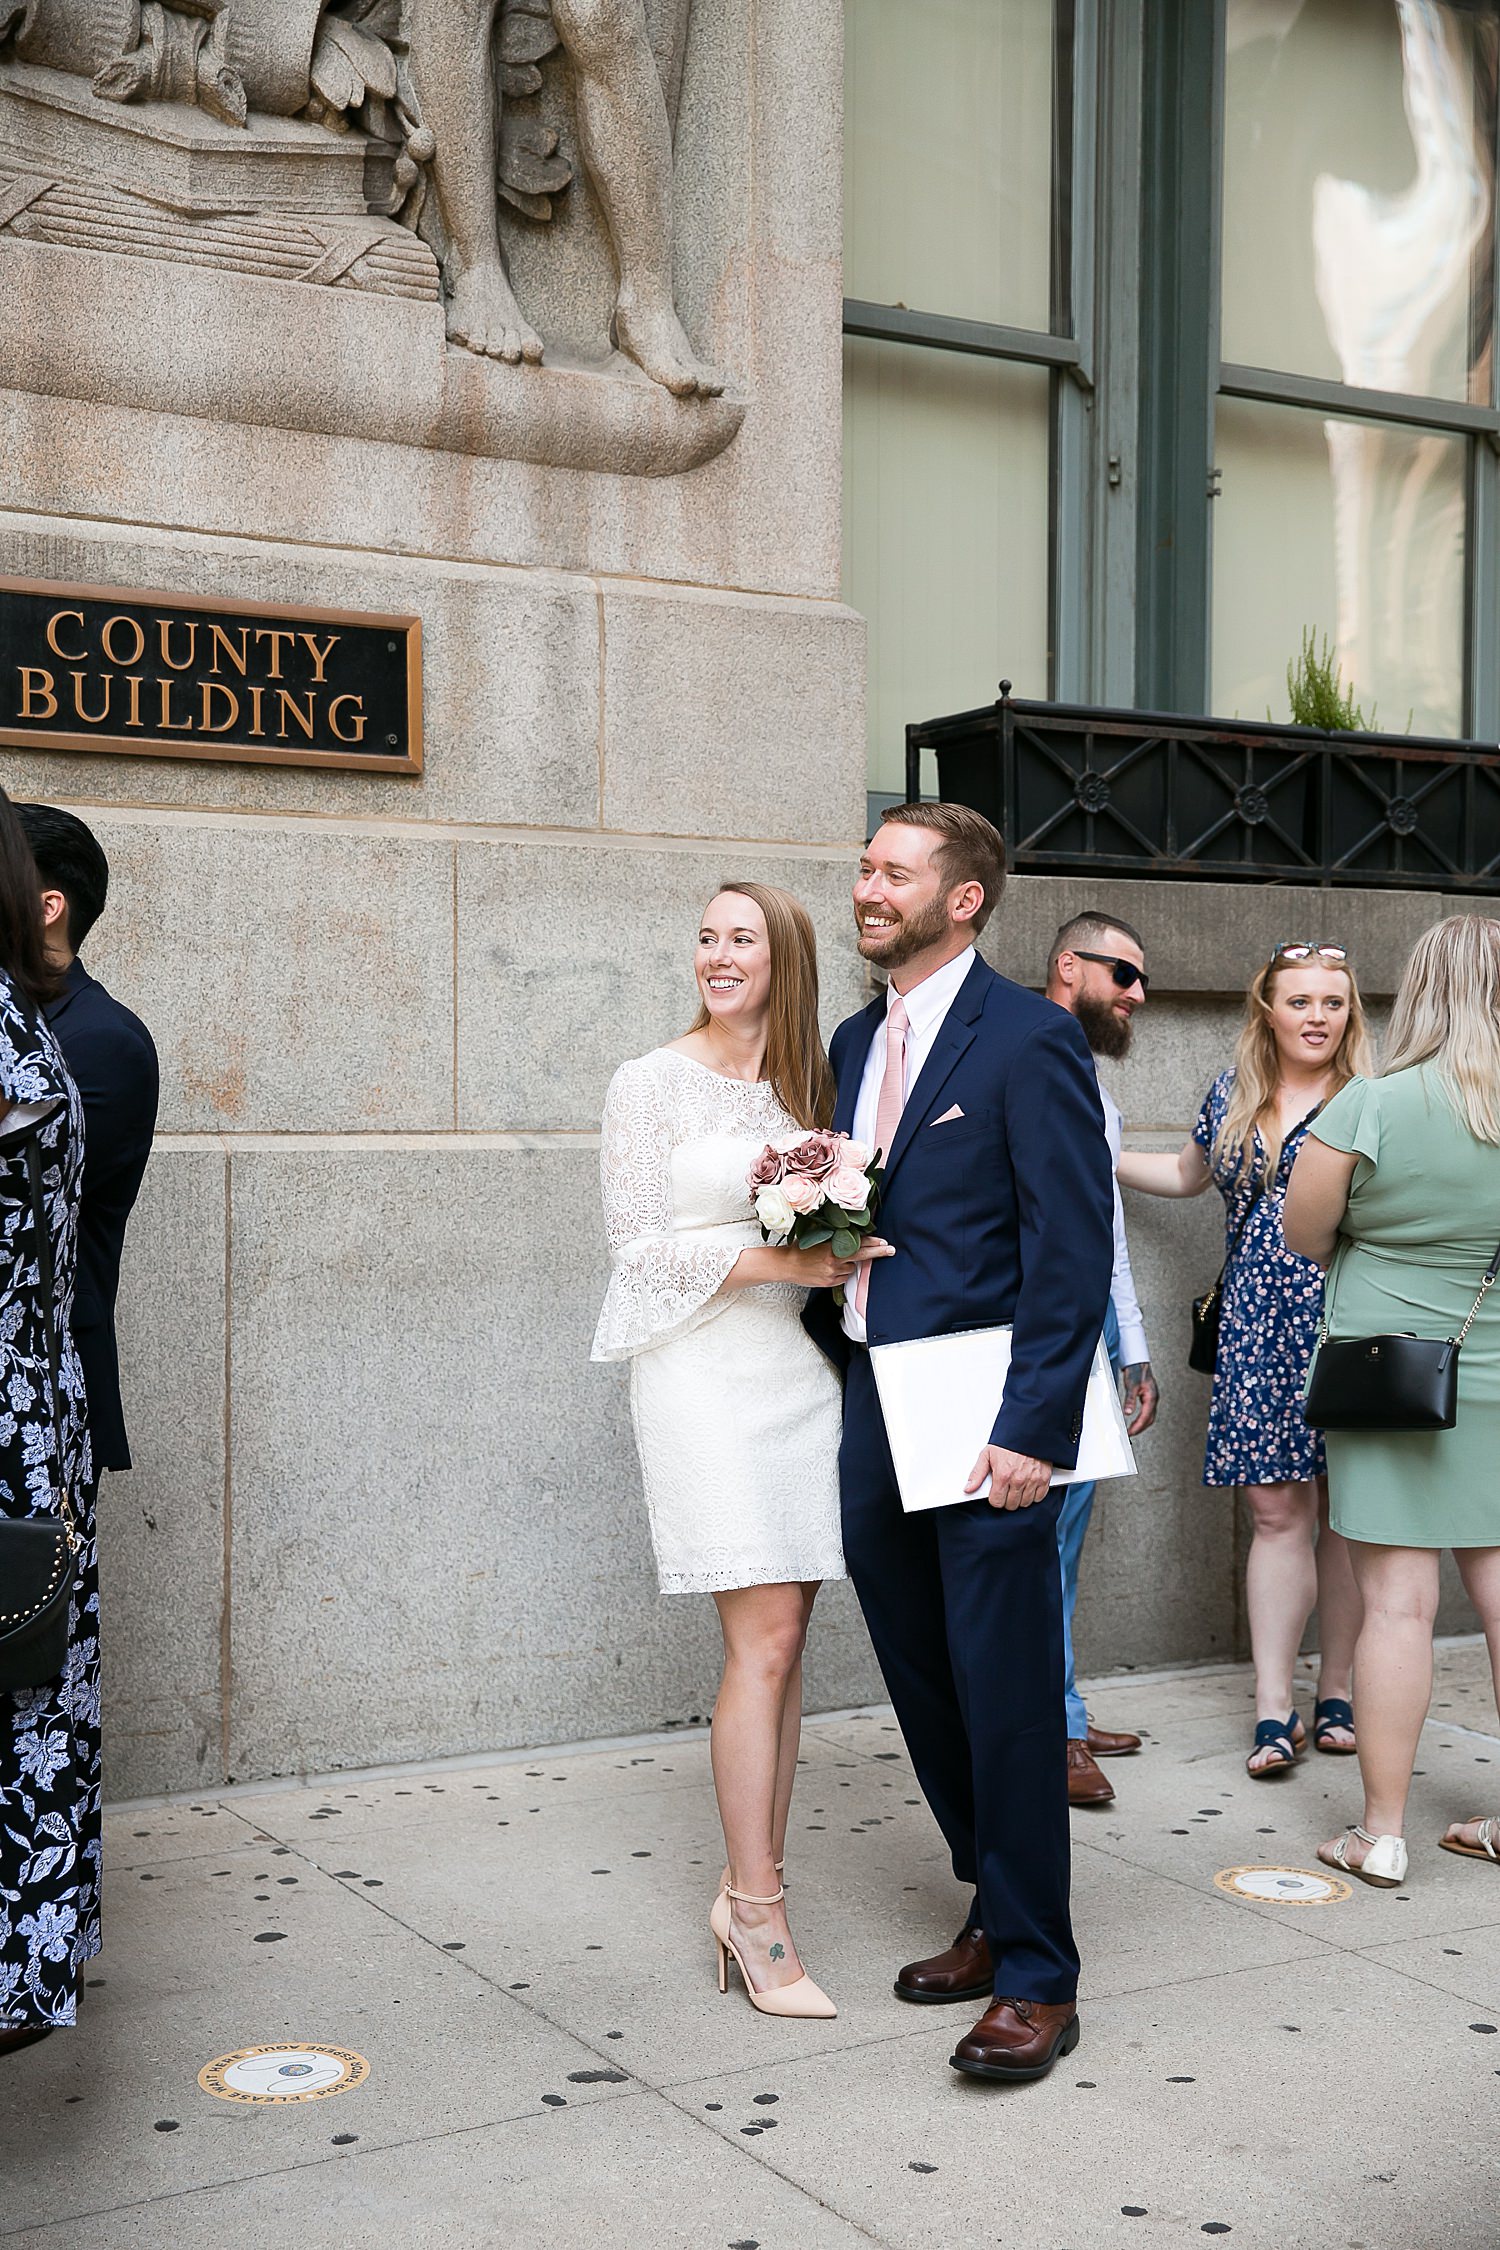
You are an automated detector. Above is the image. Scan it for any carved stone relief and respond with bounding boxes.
[0,0,743,472]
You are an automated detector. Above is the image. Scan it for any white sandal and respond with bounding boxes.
[1439,1816,1500,1864]
[1321,1825,1408,1888]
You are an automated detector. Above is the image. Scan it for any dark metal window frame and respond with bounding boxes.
[848,0,1500,817]
[1139,0,1500,730]
[842,0,1093,790]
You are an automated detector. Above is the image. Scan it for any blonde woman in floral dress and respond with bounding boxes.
[593,883,890,2022]
[1119,943,1373,1778]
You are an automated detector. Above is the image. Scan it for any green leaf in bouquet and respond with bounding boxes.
[832,1229,860,1259]
[799,1225,835,1248]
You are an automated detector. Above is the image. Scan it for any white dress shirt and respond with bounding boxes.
[842,946,978,1344]
[1098,1074,1150,1367]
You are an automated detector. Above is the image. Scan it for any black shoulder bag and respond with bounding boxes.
[1303,1234,1500,1433]
[0,1121,80,1692]
[1189,1183,1263,1374]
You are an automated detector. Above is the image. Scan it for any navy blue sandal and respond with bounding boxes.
[1247,1712,1303,1777]
[1313,1697,1357,1754]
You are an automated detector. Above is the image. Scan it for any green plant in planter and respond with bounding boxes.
[1282,628,1371,731]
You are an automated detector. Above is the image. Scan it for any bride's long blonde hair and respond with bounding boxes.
[1383,914,1500,1144]
[1214,952,1373,1182]
[687,881,835,1129]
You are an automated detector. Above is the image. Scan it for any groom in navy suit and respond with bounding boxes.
[804,802,1114,2082]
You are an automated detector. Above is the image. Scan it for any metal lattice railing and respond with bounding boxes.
[905,685,1500,892]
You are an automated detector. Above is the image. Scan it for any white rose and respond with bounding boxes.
[755,1184,795,1238]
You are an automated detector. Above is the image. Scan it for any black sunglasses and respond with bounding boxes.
[1073,950,1149,994]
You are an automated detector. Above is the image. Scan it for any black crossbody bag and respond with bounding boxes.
[0,1116,80,1693]
[1303,1234,1500,1433]
[1188,1184,1264,1374]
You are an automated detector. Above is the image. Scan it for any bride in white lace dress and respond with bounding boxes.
[594,883,891,2021]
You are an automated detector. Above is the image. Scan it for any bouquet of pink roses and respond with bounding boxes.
[746,1130,884,1304]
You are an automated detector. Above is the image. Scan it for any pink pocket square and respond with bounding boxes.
[932,1104,965,1125]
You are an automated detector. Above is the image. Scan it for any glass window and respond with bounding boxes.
[843,340,1051,795]
[844,0,1058,332]
[1212,395,1466,738]
[1222,0,1497,404]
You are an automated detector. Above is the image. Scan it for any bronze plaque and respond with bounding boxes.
[0,577,422,775]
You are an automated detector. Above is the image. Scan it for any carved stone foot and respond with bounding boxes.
[615,287,725,399]
[445,261,544,366]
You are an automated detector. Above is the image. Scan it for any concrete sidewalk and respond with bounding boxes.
[3,1644,1500,2250]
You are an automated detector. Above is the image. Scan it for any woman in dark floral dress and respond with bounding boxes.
[1120,944,1372,1778]
[0,790,92,2056]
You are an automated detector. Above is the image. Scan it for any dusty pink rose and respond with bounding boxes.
[747,1144,785,1191]
[839,1138,871,1169]
[783,1130,841,1181]
[782,1174,825,1216]
[827,1164,871,1213]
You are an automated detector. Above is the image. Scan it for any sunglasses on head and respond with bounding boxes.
[1272,941,1348,966]
[1073,950,1149,994]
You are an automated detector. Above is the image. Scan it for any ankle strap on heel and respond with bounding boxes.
[725,1883,785,1905]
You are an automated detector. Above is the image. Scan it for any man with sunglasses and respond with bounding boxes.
[1045,914,1159,1807]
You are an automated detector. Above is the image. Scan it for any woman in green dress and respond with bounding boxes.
[1286,915,1500,1890]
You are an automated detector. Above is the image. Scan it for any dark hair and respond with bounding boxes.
[1047,909,1147,984]
[877,802,1007,934]
[15,802,109,951]
[0,792,61,1006]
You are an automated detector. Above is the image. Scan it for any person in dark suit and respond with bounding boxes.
[804,802,1114,2084]
[16,806,158,1475]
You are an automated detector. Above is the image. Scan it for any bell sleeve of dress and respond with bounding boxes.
[591,1057,747,1362]
[0,974,68,1143]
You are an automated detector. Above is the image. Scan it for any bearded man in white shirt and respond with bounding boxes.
[1045,913,1160,1808]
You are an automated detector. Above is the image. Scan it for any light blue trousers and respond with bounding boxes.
[1058,1299,1122,1740]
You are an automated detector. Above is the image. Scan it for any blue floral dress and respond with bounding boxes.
[1193,1069,1327,1488]
[0,972,95,2032]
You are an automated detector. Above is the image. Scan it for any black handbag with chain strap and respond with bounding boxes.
[1188,1184,1264,1374]
[1303,1235,1500,1432]
[0,1116,80,1692]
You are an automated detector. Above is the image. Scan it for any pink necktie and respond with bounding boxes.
[854,995,908,1321]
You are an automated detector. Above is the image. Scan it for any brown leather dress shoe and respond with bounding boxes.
[1067,1737,1115,1806]
[950,1996,1079,2081]
[894,1924,993,2005]
[1086,1720,1141,1757]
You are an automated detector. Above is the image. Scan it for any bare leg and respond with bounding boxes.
[1244,1479,1320,1771]
[551,0,725,396]
[1313,1477,1361,1745]
[403,0,543,362]
[1443,1547,1500,1853]
[772,1587,818,1864]
[710,1581,816,1992]
[1320,1543,1437,1869]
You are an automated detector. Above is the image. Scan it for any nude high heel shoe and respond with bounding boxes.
[709,1884,836,2018]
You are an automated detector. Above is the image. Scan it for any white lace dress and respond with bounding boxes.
[592,1049,845,1595]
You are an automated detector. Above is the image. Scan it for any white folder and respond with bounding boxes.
[869,1327,1136,1514]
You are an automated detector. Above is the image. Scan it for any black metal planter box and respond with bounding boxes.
[906,686,1500,894]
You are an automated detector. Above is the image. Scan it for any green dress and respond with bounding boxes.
[1311,1067,1500,1548]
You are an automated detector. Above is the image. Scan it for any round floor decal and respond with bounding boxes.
[198,2044,371,2104]
[1214,1865,1352,1905]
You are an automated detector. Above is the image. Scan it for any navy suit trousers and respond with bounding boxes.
[840,1347,1079,2004]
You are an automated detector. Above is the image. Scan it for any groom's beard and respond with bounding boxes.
[856,892,953,973]
[1074,988,1134,1061]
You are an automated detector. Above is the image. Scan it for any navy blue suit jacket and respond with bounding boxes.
[45,958,159,1474]
[804,952,1115,1468]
